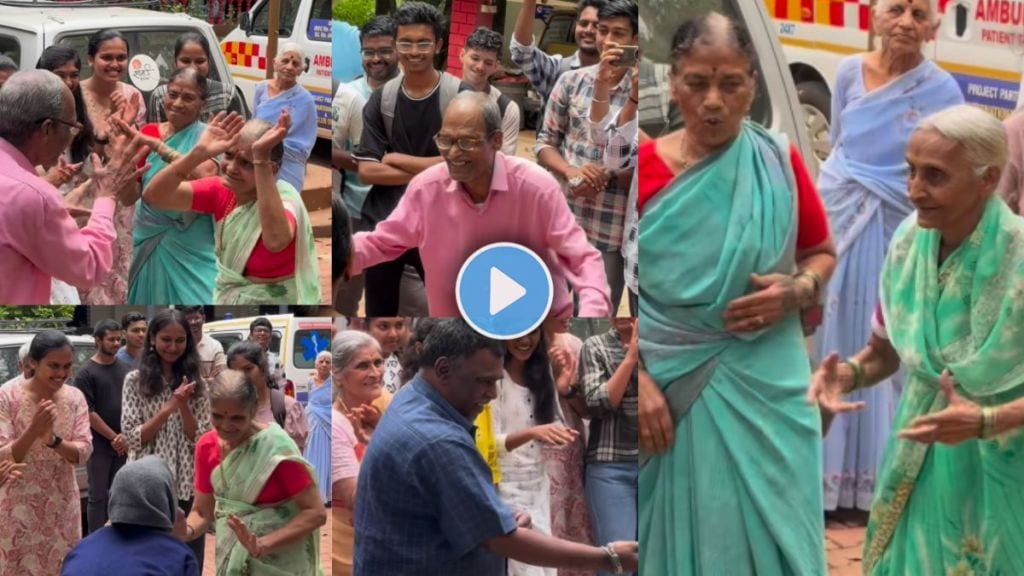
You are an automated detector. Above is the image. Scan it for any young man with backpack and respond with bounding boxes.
[354,1,461,316]
[458,27,520,156]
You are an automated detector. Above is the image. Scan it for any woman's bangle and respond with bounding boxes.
[629,97,639,105]
[794,270,823,306]
[252,159,272,166]
[980,406,998,439]
[842,359,864,393]
[592,95,609,103]
[603,544,624,574]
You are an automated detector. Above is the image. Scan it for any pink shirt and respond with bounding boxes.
[0,138,116,304]
[352,154,611,317]
[332,408,359,483]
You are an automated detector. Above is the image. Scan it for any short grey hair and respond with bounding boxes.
[332,330,380,374]
[873,0,939,23]
[915,104,1008,176]
[447,91,501,136]
[0,70,66,145]
[316,350,332,364]
[17,341,29,362]
[277,42,305,63]
[208,369,259,413]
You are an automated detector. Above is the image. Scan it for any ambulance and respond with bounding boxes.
[765,0,1024,161]
[220,0,333,138]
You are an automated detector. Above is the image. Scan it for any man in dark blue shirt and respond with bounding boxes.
[355,318,638,575]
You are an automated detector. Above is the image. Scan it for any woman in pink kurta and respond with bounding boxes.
[0,331,93,575]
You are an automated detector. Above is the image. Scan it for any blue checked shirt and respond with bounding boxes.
[509,35,582,103]
[536,66,633,252]
[354,377,517,576]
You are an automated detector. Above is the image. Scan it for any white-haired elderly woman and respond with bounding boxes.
[185,369,325,574]
[303,349,332,505]
[253,42,318,193]
[809,105,1024,575]
[331,330,386,576]
[124,110,321,304]
[814,0,966,512]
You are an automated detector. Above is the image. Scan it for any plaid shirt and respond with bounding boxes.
[536,66,633,252]
[580,329,638,463]
[146,78,239,123]
[509,35,582,103]
[591,115,638,294]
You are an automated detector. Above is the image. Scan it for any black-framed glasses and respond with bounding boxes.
[396,41,436,54]
[361,48,396,58]
[434,134,485,152]
[37,117,82,137]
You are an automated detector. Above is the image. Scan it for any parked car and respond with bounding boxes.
[203,314,332,403]
[0,2,248,118]
[0,332,95,537]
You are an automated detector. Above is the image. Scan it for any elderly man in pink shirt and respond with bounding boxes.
[0,70,145,304]
[349,91,610,317]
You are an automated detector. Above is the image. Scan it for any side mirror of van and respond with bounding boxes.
[240,12,251,36]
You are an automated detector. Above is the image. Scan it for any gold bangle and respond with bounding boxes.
[592,95,609,103]
[981,406,998,439]
[252,159,272,166]
[843,359,864,392]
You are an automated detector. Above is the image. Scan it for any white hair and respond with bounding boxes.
[873,0,939,23]
[915,104,1008,176]
[316,350,332,363]
[0,70,66,145]
[17,341,29,362]
[276,42,305,63]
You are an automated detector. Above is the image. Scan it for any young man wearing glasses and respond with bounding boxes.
[347,91,611,318]
[352,1,462,316]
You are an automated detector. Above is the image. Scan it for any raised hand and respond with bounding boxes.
[43,156,84,188]
[109,116,161,152]
[252,109,291,160]
[530,423,579,446]
[30,399,58,440]
[195,111,245,159]
[596,41,623,85]
[806,353,866,417]
[172,377,197,410]
[227,514,266,558]
[899,370,983,445]
[550,347,577,395]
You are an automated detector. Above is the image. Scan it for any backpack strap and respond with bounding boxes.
[380,73,403,144]
[438,72,462,117]
[269,388,287,428]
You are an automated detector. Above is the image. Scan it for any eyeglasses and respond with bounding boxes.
[361,48,396,58]
[38,117,82,137]
[252,327,272,335]
[396,41,436,54]
[434,134,486,152]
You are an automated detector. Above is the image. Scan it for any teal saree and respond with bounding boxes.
[638,121,825,575]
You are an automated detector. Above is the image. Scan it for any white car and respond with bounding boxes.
[0,3,248,117]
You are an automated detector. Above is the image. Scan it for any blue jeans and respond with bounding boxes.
[586,461,638,576]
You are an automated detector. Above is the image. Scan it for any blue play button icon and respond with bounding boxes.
[456,242,554,339]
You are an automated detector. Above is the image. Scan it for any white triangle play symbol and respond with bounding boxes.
[489,267,527,315]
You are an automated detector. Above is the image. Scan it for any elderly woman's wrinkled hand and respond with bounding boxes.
[253,110,291,160]
[195,111,246,159]
[806,353,866,418]
[43,156,83,188]
[0,459,26,487]
[723,273,807,332]
[228,514,267,558]
[638,369,674,454]
[91,135,150,200]
[899,370,984,445]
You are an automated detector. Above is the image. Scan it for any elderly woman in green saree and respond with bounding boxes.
[636,13,837,575]
[810,104,1024,575]
[183,369,326,575]
[123,67,219,304]
[123,109,321,304]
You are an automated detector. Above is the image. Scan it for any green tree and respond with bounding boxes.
[334,0,374,26]
[0,307,76,331]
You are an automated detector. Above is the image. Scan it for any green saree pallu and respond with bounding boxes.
[638,122,825,576]
[129,121,218,304]
[213,181,322,305]
[212,425,323,575]
[864,198,1024,575]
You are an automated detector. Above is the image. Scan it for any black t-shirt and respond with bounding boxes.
[353,82,443,226]
[74,358,130,452]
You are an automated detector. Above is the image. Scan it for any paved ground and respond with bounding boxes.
[200,519,331,575]
[305,142,333,307]
[826,509,869,575]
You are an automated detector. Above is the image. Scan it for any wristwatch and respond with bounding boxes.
[603,544,624,574]
[46,434,63,449]
[568,174,584,188]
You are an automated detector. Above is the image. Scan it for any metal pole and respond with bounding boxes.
[265,0,280,80]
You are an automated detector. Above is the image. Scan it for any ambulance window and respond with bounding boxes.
[638,0,773,131]
[252,0,304,37]
[0,36,19,69]
[306,0,332,42]
[292,329,331,369]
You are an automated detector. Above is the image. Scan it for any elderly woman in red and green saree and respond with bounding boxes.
[637,13,837,576]
[810,104,1024,575]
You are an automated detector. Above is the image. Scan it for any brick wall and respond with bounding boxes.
[447,0,496,75]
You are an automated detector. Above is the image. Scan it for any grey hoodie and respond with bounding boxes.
[108,455,176,530]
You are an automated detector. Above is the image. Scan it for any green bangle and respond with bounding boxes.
[843,359,864,392]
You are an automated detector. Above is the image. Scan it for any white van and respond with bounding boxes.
[203,314,332,403]
[0,3,245,116]
[767,0,1024,161]
[220,0,333,138]
[640,0,815,169]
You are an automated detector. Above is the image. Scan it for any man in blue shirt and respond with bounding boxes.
[355,318,638,575]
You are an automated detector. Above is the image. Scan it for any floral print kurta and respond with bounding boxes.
[0,381,93,575]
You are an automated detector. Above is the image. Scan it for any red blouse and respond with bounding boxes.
[637,139,829,250]
[194,431,312,503]
[190,176,297,278]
